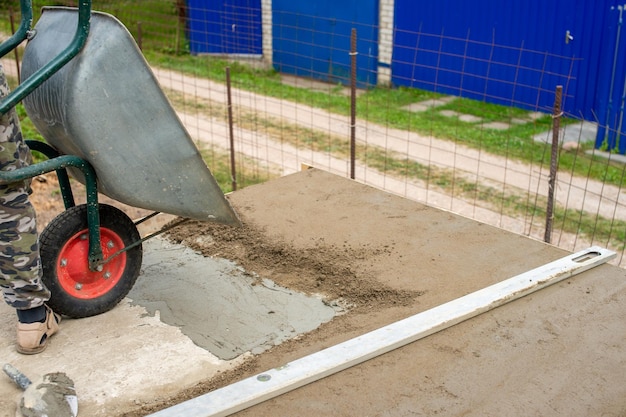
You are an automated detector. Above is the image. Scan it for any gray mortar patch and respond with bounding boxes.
[128,238,337,360]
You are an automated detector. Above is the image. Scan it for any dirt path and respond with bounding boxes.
[152,67,624,264]
[152,67,626,224]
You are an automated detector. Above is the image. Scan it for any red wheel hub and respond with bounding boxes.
[56,228,127,299]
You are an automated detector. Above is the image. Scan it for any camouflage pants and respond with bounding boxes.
[0,63,50,309]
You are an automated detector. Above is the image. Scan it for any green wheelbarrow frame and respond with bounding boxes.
[0,0,103,269]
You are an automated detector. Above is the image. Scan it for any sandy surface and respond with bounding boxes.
[132,169,625,416]
[10,162,626,417]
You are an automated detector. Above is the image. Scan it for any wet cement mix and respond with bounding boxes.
[129,237,340,360]
[20,372,76,417]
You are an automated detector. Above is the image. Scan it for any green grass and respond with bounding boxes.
[147,50,623,190]
[0,2,616,184]
[0,2,610,180]
[0,1,187,53]
[198,147,276,194]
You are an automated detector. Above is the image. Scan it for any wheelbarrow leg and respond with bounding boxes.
[18,140,104,270]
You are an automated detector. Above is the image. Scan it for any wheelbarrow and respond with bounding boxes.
[0,1,240,318]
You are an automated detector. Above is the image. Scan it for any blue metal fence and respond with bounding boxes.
[186,0,262,55]
[272,0,379,87]
[184,0,626,153]
[392,0,599,117]
[391,0,626,153]
[595,4,626,153]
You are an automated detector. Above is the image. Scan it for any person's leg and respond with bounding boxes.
[0,63,59,354]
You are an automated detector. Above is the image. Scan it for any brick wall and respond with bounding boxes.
[261,0,395,84]
[378,0,394,85]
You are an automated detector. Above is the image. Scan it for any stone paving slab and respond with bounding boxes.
[458,113,482,123]
[533,120,597,145]
[483,121,511,130]
[402,95,456,112]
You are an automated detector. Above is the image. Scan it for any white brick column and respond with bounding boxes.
[378,0,394,86]
[261,0,273,66]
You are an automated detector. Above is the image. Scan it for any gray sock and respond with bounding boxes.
[16,305,46,324]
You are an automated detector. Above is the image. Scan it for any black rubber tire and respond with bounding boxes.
[39,204,143,318]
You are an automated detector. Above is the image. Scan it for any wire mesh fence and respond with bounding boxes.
[2,1,626,267]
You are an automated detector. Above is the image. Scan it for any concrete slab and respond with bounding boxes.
[280,75,364,97]
[439,109,459,118]
[483,121,510,130]
[585,148,626,164]
[0,294,241,416]
[138,168,624,417]
[439,110,482,123]
[402,96,455,112]
[458,113,482,123]
[533,120,598,145]
[148,247,615,417]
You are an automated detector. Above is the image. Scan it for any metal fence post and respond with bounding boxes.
[544,85,563,243]
[226,66,237,191]
[349,28,357,180]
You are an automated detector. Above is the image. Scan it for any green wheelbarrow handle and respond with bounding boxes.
[0,1,101,268]
[0,0,92,115]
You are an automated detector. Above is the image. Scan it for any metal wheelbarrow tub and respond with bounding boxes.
[21,7,239,225]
